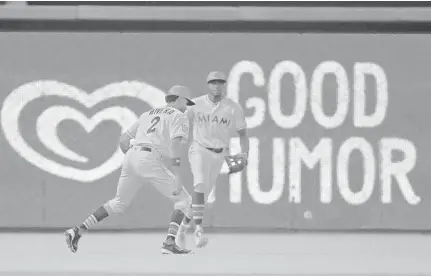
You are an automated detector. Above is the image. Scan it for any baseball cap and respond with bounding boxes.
[166,85,195,106]
[207,71,227,83]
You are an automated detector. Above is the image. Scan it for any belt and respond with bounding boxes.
[206,147,224,154]
[133,145,152,152]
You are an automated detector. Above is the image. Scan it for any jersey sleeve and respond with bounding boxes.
[234,103,247,131]
[125,120,139,138]
[170,113,190,141]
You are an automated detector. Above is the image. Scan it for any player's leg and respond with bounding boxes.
[176,201,193,248]
[139,156,192,254]
[64,151,142,253]
[162,208,192,254]
[206,155,225,201]
[187,143,212,247]
[194,152,225,248]
[177,143,198,235]
[174,208,192,249]
[169,188,193,250]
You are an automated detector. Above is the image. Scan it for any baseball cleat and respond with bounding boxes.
[64,227,82,253]
[194,226,209,248]
[161,242,192,254]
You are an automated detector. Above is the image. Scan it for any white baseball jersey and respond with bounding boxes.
[187,95,246,149]
[125,106,189,156]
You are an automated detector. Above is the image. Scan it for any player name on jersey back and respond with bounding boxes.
[149,108,176,116]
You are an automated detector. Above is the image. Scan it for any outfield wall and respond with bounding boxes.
[0,6,429,230]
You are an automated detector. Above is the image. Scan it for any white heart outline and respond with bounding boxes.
[1,80,166,182]
[36,106,138,163]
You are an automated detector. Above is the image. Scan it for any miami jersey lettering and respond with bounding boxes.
[188,95,246,148]
[126,107,189,156]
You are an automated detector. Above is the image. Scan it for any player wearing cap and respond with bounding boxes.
[64,85,196,255]
[176,71,249,248]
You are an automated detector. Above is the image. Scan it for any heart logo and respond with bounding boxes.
[1,80,166,182]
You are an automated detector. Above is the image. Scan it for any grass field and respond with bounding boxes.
[0,232,430,275]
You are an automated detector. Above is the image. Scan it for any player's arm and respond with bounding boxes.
[185,105,194,121]
[235,105,249,157]
[185,105,195,139]
[119,120,138,154]
[169,114,190,195]
[169,114,189,166]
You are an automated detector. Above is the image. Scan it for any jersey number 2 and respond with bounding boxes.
[147,116,160,134]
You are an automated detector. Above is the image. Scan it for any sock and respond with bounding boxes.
[166,209,185,243]
[192,192,205,225]
[79,205,109,232]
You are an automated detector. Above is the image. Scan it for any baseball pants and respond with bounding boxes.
[188,141,226,201]
[104,145,192,216]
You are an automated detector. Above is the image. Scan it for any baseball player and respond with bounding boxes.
[64,85,196,255]
[176,71,249,248]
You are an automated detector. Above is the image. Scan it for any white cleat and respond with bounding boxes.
[194,226,209,248]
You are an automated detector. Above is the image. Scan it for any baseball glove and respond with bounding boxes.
[224,153,248,175]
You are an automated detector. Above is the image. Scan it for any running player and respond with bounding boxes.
[64,85,196,254]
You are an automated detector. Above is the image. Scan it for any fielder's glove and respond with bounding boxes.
[225,153,248,175]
